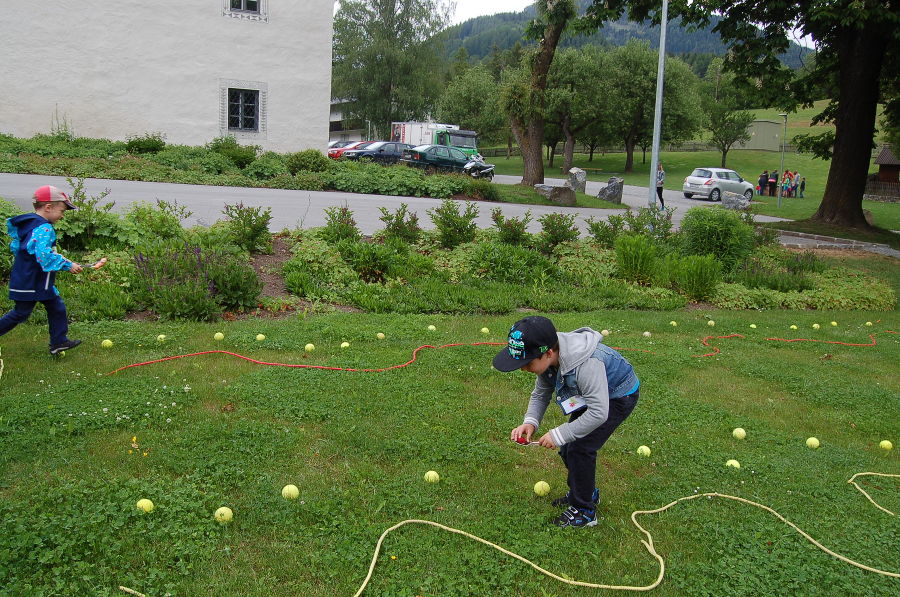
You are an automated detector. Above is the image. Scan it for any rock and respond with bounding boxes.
[864,209,874,225]
[567,167,587,193]
[596,177,624,204]
[534,184,554,199]
[548,185,576,206]
[722,191,750,210]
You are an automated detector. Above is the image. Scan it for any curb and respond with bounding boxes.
[773,229,892,249]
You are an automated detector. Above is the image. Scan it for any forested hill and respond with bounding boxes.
[443,5,811,71]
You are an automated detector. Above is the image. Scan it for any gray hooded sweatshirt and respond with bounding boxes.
[522,327,630,447]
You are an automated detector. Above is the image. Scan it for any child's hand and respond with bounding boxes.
[91,257,108,269]
[537,433,557,449]
[510,423,536,443]
[69,262,83,274]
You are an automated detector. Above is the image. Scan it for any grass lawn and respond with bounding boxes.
[494,184,625,210]
[1,309,897,595]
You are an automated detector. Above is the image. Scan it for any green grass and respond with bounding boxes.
[493,184,625,209]
[1,311,898,595]
[763,219,900,250]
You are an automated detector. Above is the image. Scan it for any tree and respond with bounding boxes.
[435,66,508,145]
[500,0,577,186]
[582,0,900,229]
[702,58,754,167]
[332,0,452,139]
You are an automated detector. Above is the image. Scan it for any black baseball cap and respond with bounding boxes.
[492,316,558,372]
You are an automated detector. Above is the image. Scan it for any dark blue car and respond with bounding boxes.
[342,141,413,165]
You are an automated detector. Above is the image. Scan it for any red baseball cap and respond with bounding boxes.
[33,185,76,209]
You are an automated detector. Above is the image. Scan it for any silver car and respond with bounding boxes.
[683,167,754,201]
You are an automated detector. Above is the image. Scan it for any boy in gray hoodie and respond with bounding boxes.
[494,316,639,528]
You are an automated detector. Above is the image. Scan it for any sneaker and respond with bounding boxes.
[49,339,81,356]
[551,487,600,508]
[553,505,597,528]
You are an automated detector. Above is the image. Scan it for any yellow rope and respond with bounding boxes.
[352,474,899,596]
[848,472,897,516]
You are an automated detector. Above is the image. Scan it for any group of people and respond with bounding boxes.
[757,169,805,198]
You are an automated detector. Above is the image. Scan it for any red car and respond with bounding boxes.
[328,140,374,159]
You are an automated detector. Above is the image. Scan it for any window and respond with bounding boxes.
[228,88,259,132]
[434,147,450,158]
[230,0,259,12]
[449,148,466,161]
[223,0,268,22]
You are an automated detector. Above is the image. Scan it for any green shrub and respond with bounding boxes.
[622,207,675,243]
[615,234,658,285]
[428,200,479,249]
[585,213,626,248]
[292,172,327,191]
[337,240,396,283]
[222,202,272,253]
[125,132,166,154]
[57,277,133,321]
[554,241,617,286]
[786,250,827,274]
[286,149,330,174]
[463,179,500,201]
[205,255,264,310]
[537,212,580,254]
[0,153,28,173]
[320,206,361,244]
[125,199,190,244]
[804,268,895,310]
[199,151,237,175]
[244,153,289,180]
[282,232,359,301]
[148,146,207,170]
[732,266,815,292]
[54,177,137,250]
[207,136,258,168]
[378,203,421,243]
[0,198,25,280]
[675,254,722,301]
[678,208,755,271]
[465,241,560,285]
[491,208,532,246]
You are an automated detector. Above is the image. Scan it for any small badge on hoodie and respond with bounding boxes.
[556,394,586,415]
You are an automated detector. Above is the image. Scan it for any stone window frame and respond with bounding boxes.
[219,79,268,141]
[223,0,268,23]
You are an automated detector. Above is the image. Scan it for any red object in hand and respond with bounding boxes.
[515,436,528,445]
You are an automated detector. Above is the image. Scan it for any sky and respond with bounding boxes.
[450,0,534,24]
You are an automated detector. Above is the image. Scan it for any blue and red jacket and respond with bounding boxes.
[6,213,73,301]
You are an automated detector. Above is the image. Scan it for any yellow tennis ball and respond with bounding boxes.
[749,324,757,329]
[424,470,440,483]
[708,320,715,327]
[790,325,798,330]
[136,498,154,513]
[670,321,677,327]
[732,428,746,440]
[642,331,651,338]
[256,334,266,341]
[533,481,550,496]
[214,506,233,523]
[214,332,224,341]
[806,437,820,449]
[830,321,838,327]
[281,484,299,500]
[340,341,350,348]
[101,339,113,348]
[601,329,610,336]
[726,459,741,469]
[427,325,436,331]
[878,440,892,451]
[376,332,385,340]
[156,334,166,342]
[812,323,820,330]
[480,327,490,334]
[865,321,873,327]
[637,445,651,457]
[304,343,315,352]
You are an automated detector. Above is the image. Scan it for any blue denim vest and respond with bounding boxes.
[552,342,639,403]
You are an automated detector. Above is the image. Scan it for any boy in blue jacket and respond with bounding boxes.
[0,185,101,355]
[495,316,640,528]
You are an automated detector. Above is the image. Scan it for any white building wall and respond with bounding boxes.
[0,1,334,152]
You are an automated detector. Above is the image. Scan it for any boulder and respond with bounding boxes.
[548,185,577,206]
[567,167,587,193]
[722,191,751,210]
[596,177,624,204]
[534,184,554,199]
[864,209,874,226]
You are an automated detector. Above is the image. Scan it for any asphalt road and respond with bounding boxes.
[0,172,789,235]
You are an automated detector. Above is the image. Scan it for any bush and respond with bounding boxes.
[464,241,560,285]
[554,241,617,286]
[675,254,722,301]
[378,203,421,243]
[732,266,815,292]
[54,177,136,250]
[125,132,166,155]
[678,207,755,271]
[320,205,361,244]
[462,179,500,201]
[286,149,330,174]
[0,198,25,280]
[537,212,580,254]
[207,136,258,169]
[148,146,206,170]
[622,207,675,243]
[282,232,359,301]
[125,199,191,244]
[244,152,289,180]
[222,202,272,253]
[615,234,657,285]
[491,208,532,246]
[199,151,237,175]
[428,200,479,249]
[585,213,626,248]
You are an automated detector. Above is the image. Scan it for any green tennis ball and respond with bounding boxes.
[637,445,651,457]
[340,341,350,348]
[427,325,436,331]
[879,440,893,451]
[732,428,746,440]
[101,339,113,348]
[136,498,154,513]
[214,332,224,341]
[156,334,166,342]
[304,343,315,352]
[480,327,490,334]
[726,459,740,469]
[533,481,550,496]
[708,320,715,327]
[256,334,266,341]
[281,484,299,500]
[806,437,820,449]
[424,470,440,483]
[214,506,233,523]
[376,332,385,340]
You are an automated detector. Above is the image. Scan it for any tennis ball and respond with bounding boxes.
[637,445,651,457]
[214,332,224,341]
[427,325,436,331]
[101,339,113,348]
[424,470,440,483]
[214,506,233,523]
[376,332,385,340]
[879,440,892,451]
[865,321,873,327]
[256,334,266,341]
[136,498,154,513]
[642,331,651,338]
[281,484,299,500]
[601,329,610,336]
[708,320,715,327]
[304,343,315,352]
[732,427,746,440]
[726,459,741,469]
[749,324,757,329]
[806,437,820,449]
[812,323,820,330]
[156,334,166,342]
[670,321,677,327]
[340,341,350,348]
[790,325,798,330]
[830,321,838,327]
[533,481,550,496]
[480,327,490,334]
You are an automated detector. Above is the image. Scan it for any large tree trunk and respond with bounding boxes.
[624,136,636,173]
[510,116,545,186]
[720,149,728,168]
[813,27,888,228]
[588,143,595,162]
[562,116,576,173]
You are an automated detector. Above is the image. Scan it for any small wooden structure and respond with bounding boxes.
[874,144,899,182]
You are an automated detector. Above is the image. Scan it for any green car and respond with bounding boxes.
[399,144,470,173]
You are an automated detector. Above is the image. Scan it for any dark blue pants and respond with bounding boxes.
[0,297,70,346]
[559,391,639,510]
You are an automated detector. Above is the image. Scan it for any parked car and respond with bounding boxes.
[327,140,354,149]
[683,167,755,201]
[399,144,470,173]
[342,141,413,164]
[328,140,373,159]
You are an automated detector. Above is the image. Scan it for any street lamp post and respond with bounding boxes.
[777,113,787,208]
[648,0,669,209]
